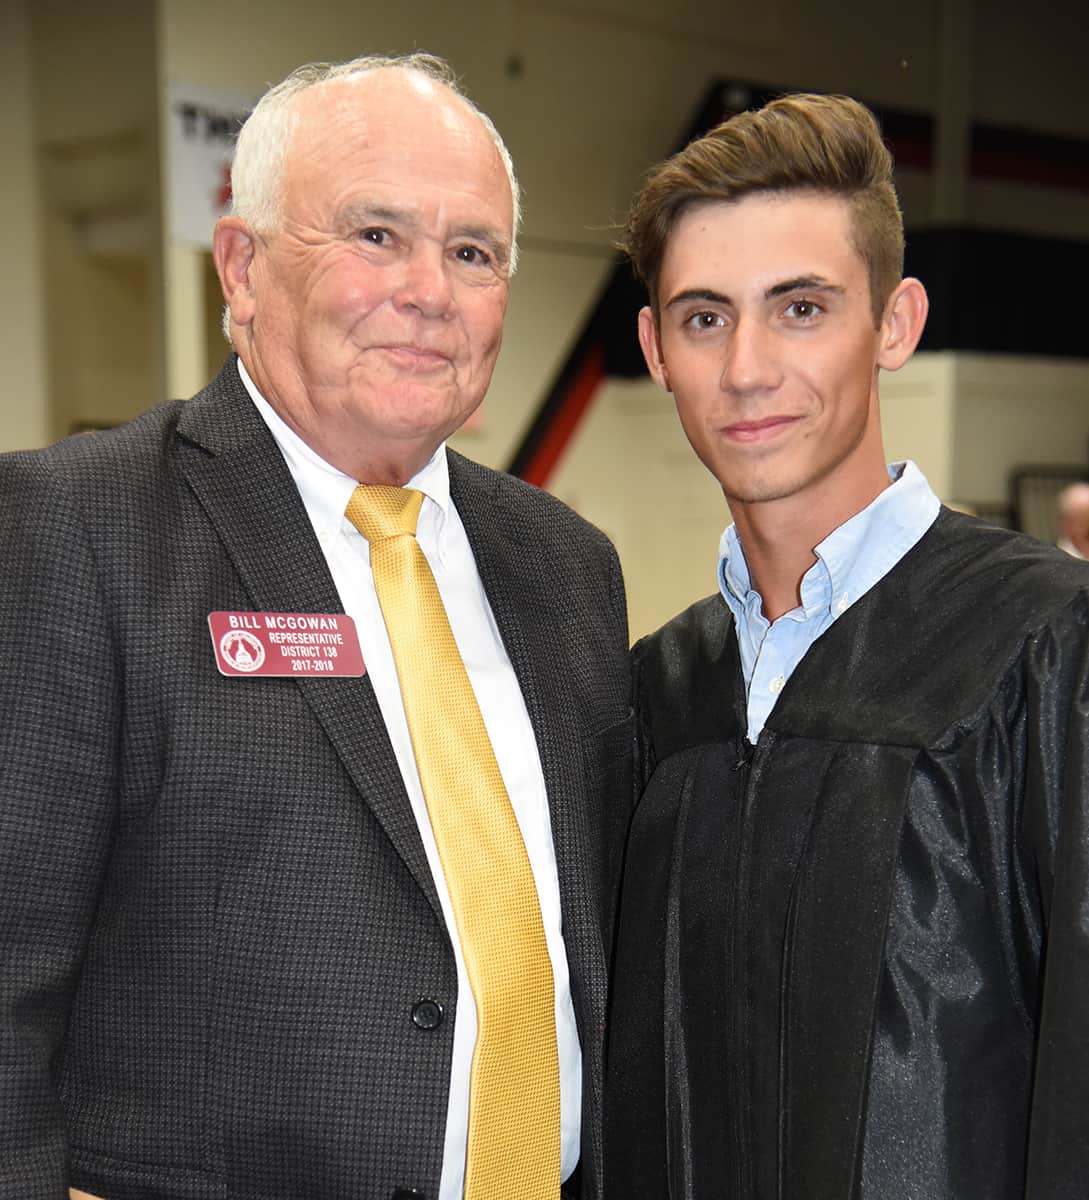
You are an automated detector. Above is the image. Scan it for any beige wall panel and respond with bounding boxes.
[879,352,957,499]
[548,379,726,642]
[966,178,1089,242]
[159,0,508,97]
[32,0,159,143]
[450,246,611,470]
[42,206,155,433]
[30,0,161,437]
[500,0,937,258]
[952,354,1089,507]
[0,0,49,451]
[766,0,937,107]
[518,0,782,51]
[973,0,1089,136]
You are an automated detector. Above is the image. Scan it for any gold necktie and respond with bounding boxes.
[345,485,560,1198]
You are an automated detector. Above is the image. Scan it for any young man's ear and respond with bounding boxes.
[877,277,928,371]
[637,306,672,391]
[212,217,259,330]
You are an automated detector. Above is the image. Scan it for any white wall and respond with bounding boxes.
[0,0,49,451]
[953,355,1089,505]
[29,0,161,439]
[548,376,727,640]
[880,352,958,499]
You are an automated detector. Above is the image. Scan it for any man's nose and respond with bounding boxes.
[392,246,454,318]
[719,317,781,394]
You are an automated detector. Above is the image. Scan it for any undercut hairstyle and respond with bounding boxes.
[622,92,904,326]
[229,51,520,259]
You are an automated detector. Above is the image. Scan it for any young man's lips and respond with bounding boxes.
[722,415,800,443]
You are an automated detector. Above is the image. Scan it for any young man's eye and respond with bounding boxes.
[686,311,722,330]
[786,298,823,320]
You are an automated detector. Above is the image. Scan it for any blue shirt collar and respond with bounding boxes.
[718,461,941,625]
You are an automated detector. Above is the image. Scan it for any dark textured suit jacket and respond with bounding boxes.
[0,359,633,1200]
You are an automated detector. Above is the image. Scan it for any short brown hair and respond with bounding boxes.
[622,93,904,325]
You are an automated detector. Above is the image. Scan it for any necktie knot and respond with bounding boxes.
[345,485,424,543]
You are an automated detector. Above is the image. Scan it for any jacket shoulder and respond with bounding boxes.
[634,595,743,756]
[446,448,618,561]
[0,401,189,509]
[768,510,1089,746]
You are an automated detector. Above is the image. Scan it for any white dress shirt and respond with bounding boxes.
[238,361,581,1196]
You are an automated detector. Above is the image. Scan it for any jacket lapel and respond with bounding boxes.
[449,454,603,987]
[173,360,442,919]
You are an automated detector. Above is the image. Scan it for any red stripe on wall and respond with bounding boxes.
[520,345,607,488]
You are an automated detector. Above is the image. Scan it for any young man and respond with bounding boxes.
[606,93,1089,1198]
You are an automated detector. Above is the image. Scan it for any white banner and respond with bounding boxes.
[167,81,253,249]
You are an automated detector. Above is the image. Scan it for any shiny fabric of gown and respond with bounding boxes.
[606,509,1089,1200]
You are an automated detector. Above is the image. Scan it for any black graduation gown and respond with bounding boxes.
[606,509,1089,1200]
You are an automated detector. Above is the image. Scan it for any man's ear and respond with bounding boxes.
[877,277,928,371]
[212,217,258,329]
[637,305,672,391]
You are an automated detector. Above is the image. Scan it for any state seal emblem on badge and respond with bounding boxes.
[219,629,266,672]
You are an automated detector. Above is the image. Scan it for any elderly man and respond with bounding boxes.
[606,93,1089,1197]
[0,54,631,1200]
[1056,481,1089,558]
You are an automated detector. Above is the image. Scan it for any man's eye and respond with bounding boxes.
[686,311,722,330]
[359,228,391,246]
[454,244,491,266]
[786,299,822,320]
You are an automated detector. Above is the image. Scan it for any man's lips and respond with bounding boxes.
[722,415,801,443]
[375,344,452,370]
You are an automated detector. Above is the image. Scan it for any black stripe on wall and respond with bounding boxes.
[907,227,1089,358]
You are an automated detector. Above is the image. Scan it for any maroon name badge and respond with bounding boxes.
[208,611,365,678]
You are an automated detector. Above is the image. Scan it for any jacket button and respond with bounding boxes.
[411,999,444,1030]
[390,1191,427,1200]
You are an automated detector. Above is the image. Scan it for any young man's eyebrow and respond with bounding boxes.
[765,276,845,299]
[664,288,732,309]
[664,279,847,309]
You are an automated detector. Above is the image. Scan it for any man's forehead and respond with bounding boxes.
[675,191,853,239]
[291,69,480,153]
[280,72,510,224]
[661,193,860,285]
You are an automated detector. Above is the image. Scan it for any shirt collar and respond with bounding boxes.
[718,461,940,621]
[236,357,451,541]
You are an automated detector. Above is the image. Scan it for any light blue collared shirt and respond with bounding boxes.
[718,461,941,743]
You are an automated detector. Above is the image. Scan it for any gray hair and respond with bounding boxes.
[230,51,519,254]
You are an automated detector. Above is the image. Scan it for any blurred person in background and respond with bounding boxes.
[1056,480,1089,558]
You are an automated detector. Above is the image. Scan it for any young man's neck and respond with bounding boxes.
[728,465,892,623]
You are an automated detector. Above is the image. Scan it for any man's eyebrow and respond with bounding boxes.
[334,201,412,231]
[664,288,732,310]
[765,276,845,299]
